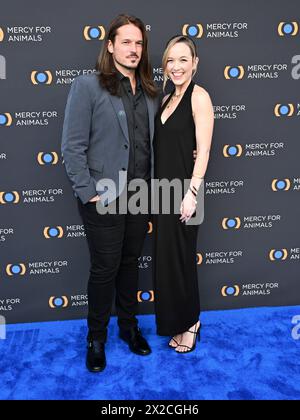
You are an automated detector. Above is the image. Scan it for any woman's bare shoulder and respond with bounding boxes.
[192,84,211,101]
[192,84,213,110]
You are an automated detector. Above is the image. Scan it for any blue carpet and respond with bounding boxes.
[0,306,300,400]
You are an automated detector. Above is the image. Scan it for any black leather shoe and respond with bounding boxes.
[86,340,106,373]
[119,326,151,356]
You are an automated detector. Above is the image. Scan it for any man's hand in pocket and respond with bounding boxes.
[89,195,101,203]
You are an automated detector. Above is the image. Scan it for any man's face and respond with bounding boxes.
[108,24,144,72]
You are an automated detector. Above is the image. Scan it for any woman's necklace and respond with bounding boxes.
[166,92,183,109]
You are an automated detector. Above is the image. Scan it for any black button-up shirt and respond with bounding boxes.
[118,72,151,182]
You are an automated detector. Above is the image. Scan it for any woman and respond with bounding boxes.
[153,35,214,353]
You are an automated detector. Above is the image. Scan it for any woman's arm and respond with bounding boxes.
[180,86,214,223]
[190,85,214,191]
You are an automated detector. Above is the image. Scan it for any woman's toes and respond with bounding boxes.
[169,339,177,347]
[169,334,182,348]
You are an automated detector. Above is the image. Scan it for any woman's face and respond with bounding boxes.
[165,42,197,86]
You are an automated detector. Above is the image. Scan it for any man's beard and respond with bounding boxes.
[114,56,140,71]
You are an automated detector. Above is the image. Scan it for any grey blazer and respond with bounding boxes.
[61,74,158,204]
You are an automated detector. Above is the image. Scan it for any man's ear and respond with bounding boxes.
[107,40,114,54]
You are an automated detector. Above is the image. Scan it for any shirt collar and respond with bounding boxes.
[117,70,141,88]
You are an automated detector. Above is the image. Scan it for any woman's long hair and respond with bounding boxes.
[96,14,158,98]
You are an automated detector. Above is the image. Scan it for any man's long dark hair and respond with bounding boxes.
[95,14,158,98]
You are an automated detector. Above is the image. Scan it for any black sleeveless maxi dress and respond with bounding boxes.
[153,81,200,336]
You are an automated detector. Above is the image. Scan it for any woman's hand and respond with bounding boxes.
[180,190,197,223]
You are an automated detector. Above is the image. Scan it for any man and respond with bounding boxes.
[61,14,158,373]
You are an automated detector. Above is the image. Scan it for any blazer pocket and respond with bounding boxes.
[88,158,104,173]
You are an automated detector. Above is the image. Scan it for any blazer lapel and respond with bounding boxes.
[108,95,130,144]
[109,92,155,145]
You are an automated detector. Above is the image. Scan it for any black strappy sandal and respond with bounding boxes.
[175,323,201,354]
[168,335,181,349]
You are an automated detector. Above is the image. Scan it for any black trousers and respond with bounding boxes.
[77,187,150,343]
